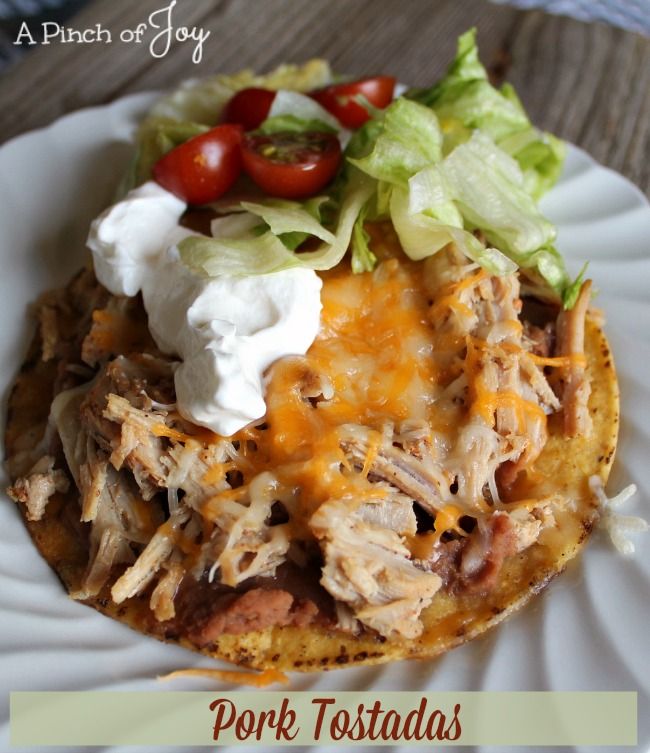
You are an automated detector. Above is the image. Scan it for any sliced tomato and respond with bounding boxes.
[241,131,341,199]
[223,87,276,131]
[152,124,243,205]
[310,76,396,128]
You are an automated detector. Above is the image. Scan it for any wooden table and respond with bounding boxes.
[0,0,648,193]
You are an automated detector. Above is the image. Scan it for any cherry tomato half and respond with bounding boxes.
[310,76,396,129]
[152,124,243,205]
[223,87,276,131]
[241,131,342,199]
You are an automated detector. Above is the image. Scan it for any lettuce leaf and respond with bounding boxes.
[348,98,442,186]
[561,263,589,310]
[240,198,335,243]
[179,171,374,277]
[436,132,569,296]
[440,131,557,257]
[213,197,330,251]
[407,165,463,226]
[350,201,377,273]
[346,97,563,288]
[345,117,385,161]
[390,184,516,276]
[350,114,568,294]
[407,28,565,199]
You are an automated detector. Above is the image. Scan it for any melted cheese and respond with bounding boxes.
[202,463,230,486]
[407,504,467,559]
[222,233,442,523]
[151,423,220,446]
[186,225,554,529]
[152,423,194,443]
[433,504,467,539]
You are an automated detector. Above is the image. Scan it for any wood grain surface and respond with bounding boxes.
[0,0,648,193]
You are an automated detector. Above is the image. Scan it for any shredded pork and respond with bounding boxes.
[310,496,442,638]
[7,455,69,521]
[5,231,591,641]
[339,425,445,516]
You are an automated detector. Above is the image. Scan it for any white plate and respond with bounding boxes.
[0,95,648,753]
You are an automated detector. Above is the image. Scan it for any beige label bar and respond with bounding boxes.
[10,691,636,746]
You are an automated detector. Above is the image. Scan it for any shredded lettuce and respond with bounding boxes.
[497,116,565,198]
[440,132,557,257]
[150,60,332,125]
[562,263,589,310]
[389,185,516,276]
[213,197,329,251]
[528,246,572,295]
[407,29,565,199]
[407,165,463,226]
[265,196,328,251]
[210,212,262,239]
[144,35,577,305]
[407,30,524,123]
[345,117,384,161]
[348,98,442,186]
[349,114,568,295]
[240,198,335,243]
[179,171,374,277]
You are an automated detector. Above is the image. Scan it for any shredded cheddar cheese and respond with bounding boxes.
[159,667,289,687]
[429,269,488,321]
[152,422,222,446]
[431,294,475,319]
[187,230,561,532]
[152,423,196,443]
[361,431,382,478]
[223,241,443,522]
[529,353,587,369]
[130,227,576,607]
[471,337,586,370]
[472,389,547,431]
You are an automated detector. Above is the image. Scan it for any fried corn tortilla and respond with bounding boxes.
[4,229,618,672]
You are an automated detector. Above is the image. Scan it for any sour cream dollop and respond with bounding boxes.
[87,182,322,436]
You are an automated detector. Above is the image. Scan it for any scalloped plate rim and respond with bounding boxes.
[0,93,648,753]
